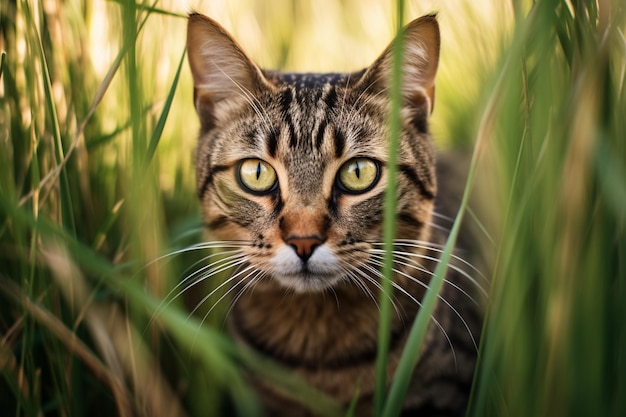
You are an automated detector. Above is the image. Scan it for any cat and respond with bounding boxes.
[186,12,483,417]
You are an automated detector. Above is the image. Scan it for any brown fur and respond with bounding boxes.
[187,12,481,416]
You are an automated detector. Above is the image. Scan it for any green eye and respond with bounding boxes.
[337,158,380,193]
[238,159,278,194]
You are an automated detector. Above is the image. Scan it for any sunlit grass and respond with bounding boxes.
[1,0,625,416]
[469,2,626,416]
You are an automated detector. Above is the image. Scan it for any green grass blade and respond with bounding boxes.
[374,0,405,415]
[145,48,186,162]
[381,129,479,417]
[108,0,187,19]
[22,1,75,235]
[0,51,5,78]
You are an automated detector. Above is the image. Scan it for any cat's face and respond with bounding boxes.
[187,14,439,293]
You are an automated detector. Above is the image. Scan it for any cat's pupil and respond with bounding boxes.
[256,162,261,180]
[355,161,361,179]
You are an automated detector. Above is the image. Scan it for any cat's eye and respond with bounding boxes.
[337,158,380,194]
[237,159,278,194]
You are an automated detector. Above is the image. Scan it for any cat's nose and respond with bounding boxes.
[285,236,324,262]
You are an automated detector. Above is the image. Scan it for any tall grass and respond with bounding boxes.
[1,0,625,417]
[469,1,626,416]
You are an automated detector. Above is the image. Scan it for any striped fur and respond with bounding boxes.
[187,13,482,416]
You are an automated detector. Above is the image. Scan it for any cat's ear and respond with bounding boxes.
[361,15,440,116]
[187,13,270,124]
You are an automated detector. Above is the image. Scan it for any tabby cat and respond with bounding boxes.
[186,12,482,417]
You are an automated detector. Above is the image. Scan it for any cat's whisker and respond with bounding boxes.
[367,249,485,301]
[188,264,259,352]
[214,268,262,322]
[355,261,412,320]
[395,240,487,285]
[175,252,249,301]
[189,266,260,352]
[390,249,486,297]
[188,261,256,319]
[143,241,249,274]
[370,249,487,296]
[178,249,246,288]
[179,256,245,305]
[359,259,458,364]
[428,221,451,235]
[368,239,487,285]
[337,250,399,314]
[339,265,382,313]
[148,248,247,327]
[367,255,478,352]
[225,270,265,319]
[431,211,455,223]
[387,252,480,305]
[361,266,402,318]
[367,253,452,305]
[390,279,458,368]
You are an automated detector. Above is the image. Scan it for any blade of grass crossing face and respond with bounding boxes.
[374,0,405,415]
[381,137,479,417]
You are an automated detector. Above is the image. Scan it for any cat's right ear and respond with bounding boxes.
[359,15,440,118]
[187,13,269,125]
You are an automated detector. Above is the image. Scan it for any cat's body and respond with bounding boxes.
[187,13,482,416]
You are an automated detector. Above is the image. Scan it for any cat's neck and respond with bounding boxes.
[229,274,425,368]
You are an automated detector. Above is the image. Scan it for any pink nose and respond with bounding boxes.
[285,236,324,262]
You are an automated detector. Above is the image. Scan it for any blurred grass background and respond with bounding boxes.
[0,0,625,416]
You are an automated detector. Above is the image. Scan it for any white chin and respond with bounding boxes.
[269,245,343,293]
[273,272,342,293]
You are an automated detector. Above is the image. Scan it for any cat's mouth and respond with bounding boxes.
[269,245,343,292]
[272,271,343,293]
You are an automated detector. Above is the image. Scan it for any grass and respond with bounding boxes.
[469,1,626,415]
[1,0,625,416]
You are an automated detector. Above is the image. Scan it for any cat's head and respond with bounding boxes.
[187,13,439,293]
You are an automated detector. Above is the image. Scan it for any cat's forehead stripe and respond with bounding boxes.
[323,85,338,109]
[267,81,353,159]
[267,129,278,157]
[284,111,299,149]
[333,128,345,158]
[279,86,293,107]
[314,119,327,151]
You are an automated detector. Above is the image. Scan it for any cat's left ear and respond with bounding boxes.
[187,13,271,127]
[361,15,440,116]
